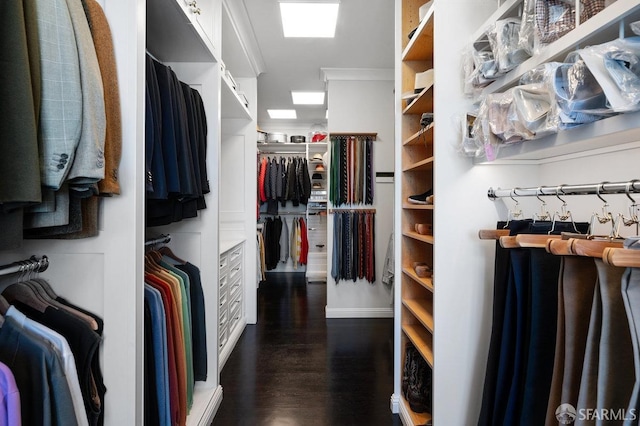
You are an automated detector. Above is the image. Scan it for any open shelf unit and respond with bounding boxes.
[470,0,640,163]
[396,0,435,423]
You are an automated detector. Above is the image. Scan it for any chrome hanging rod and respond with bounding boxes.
[257,151,307,155]
[0,255,49,277]
[488,180,640,200]
[145,234,171,246]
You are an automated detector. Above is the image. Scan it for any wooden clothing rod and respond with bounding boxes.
[0,255,49,277]
[488,179,640,200]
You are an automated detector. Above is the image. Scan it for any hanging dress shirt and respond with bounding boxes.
[7,306,88,426]
[0,315,77,426]
[0,361,21,426]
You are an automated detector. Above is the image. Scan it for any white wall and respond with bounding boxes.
[326,77,396,318]
[428,1,540,424]
[221,76,259,324]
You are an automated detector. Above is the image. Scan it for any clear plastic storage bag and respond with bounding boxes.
[488,18,531,74]
[535,0,605,44]
[577,37,640,112]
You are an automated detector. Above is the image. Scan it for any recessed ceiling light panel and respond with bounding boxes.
[279,2,339,38]
[268,109,297,119]
[291,91,325,105]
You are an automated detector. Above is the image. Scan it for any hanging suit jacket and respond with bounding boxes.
[86,0,122,196]
[146,54,167,199]
[0,0,42,249]
[35,0,82,191]
[64,0,106,194]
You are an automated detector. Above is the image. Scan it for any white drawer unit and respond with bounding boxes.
[218,241,246,370]
[229,277,242,302]
[228,295,242,332]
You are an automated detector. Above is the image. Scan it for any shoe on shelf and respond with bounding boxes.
[414,223,432,235]
[413,262,432,278]
[408,190,433,205]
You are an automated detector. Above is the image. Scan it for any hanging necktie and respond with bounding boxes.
[340,137,348,206]
[358,212,365,279]
[366,138,374,204]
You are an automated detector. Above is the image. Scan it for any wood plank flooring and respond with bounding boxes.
[212,272,401,426]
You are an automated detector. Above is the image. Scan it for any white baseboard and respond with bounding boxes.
[199,385,223,426]
[399,399,413,426]
[187,384,223,426]
[219,319,247,371]
[390,393,400,413]
[325,306,394,318]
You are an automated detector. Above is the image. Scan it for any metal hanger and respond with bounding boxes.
[589,182,615,239]
[533,187,550,222]
[620,179,640,234]
[502,188,523,228]
[549,185,579,234]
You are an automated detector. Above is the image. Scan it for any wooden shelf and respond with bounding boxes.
[401,396,432,426]
[402,203,435,210]
[403,267,434,292]
[402,324,434,368]
[403,86,433,115]
[402,7,434,61]
[399,1,436,421]
[403,231,435,244]
[404,124,434,146]
[403,157,434,172]
[403,298,434,333]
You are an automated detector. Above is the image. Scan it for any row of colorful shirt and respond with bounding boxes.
[144,247,207,426]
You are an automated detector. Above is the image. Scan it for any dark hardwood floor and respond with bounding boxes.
[212,272,401,426]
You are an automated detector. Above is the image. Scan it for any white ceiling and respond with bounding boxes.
[230,0,395,130]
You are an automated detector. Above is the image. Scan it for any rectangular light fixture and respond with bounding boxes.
[279,1,340,38]
[268,109,297,119]
[291,91,325,105]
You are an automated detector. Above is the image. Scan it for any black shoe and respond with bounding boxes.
[408,190,433,205]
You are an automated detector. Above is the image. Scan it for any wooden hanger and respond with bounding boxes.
[603,247,640,267]
[498,234,562,249]
[28,279,99,330]
[478,229,510,240]
[158,246,187,265]
[545,237,624,259]
[0,295,9,316]
[2,282,49,313]
[570,238,624,259]
[546,238,573,255]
